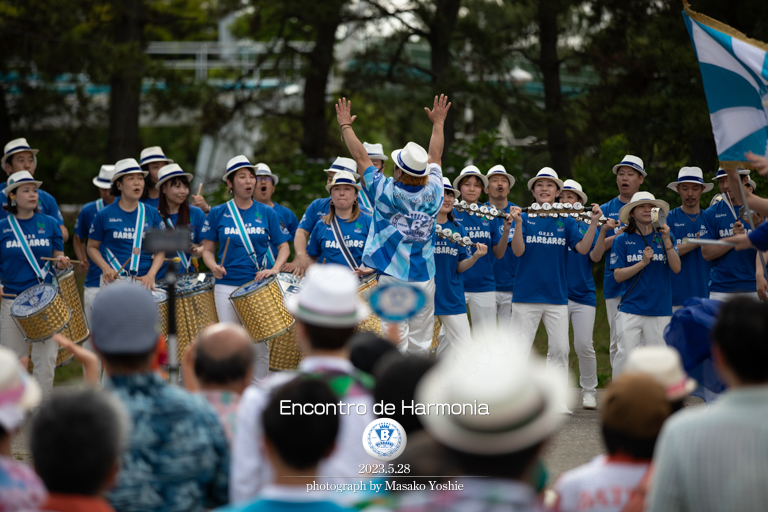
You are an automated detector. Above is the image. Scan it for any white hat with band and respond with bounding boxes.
[155,164,194,189]
[4,171,42,196]
[93,165,116,190]
[1,138,38,169]
[442,176,460,200]
[618,191,670,225]
[324,157,360,179]
[667,167,714,193]
[391,142,429,178]
[326,170,362,193]
[612,155,646,176]
[139,146,174,167]
[222,155,256,182]
[112,158,148,183]
[363,142,388,161]
[255,163,279,186]
[527,167,564,191]
[561,179,588,204]
[486,164,515,189]
[453,165,489,191]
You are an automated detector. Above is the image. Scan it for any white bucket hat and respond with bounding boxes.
[527,167,564,191]
[286,264,370,328]
[324,157,360,179]
[453,165,489,191]
[612,155,646,176]
[392,142,429,177]
[667,167,714,193]
[416,346,569,454]
[618,191,670,225]
[325,170,362,194]
[155,163,194,190]
[139,146,174,167]
[0,347,42,432]
[112,158,148,183]
[486,164,515,189]
[560,179,588,204]
[222,155,256,182]
[92,165,116,189]
[4,171,42,196]
[624,346,697,401]
[363,142,388,161]
[748,178,757,190]
[442,177,460,200]
[712,168,750,181]
[255,163,279,186]
[1,138,38,169]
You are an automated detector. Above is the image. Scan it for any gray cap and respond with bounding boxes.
[91,283,160,354]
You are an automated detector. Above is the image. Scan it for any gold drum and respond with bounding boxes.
[230,276,294,343]
[158,273,218,362]
[356,274,382,336]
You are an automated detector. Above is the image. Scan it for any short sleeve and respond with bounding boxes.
[701,207,717,241]
[266,208,290,247]
[285,209,299,239]
[307,223,322,259]
[89,211,105,242]
[52,221,64,252]
[490,219,502,246]
[201,208,219,242]
[610,234,627,270]
[566,217,583,250]
[74,207,88,239]
[298,202,317,232]
[45,193,65,224]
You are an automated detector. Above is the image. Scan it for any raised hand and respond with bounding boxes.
[425,94,451,125]
[336,97,357,127]
[745,151,768,176]
[590,203,603,221]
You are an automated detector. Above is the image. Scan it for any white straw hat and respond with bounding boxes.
[286,264,370,328]
[1,138,38,169]
[255,163,279,186]
[667,167,714,193]
[442,177,460,200]
[713,168,750,181]
[453,165,489,191]
[0,347,41,431]
[324,157,360,179]
[222,155,256,182]
[618,191,670,225]
[561,179,588,204]
[624,346,697,401]
[486,164,515,189]
[112,158,148,183]
[391,142,429,177]
[155,163,194,190]
[748,178,757,190]
[92,165,116,189]
[4,171,42,196]
[363,142,388,161]
[325,170,362,194]
[139,146,173,167]
[527,167,564,191]
[612,155,646,176]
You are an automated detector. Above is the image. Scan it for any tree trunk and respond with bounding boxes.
[0,87,11,146]
[538,0,571,177]
[107,0,144,162]
[429,0,461,158]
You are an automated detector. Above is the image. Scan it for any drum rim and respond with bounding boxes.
[230,275,278,298]
[158,273,216,298]
[10,284,61,318]
[55,265,76,279]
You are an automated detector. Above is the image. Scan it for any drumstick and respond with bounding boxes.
[117,256,132,275]
[41,257,81,264]
[220,238,231,267]
[0,294,17,298]
[164,257,182,263]
[196,184,203,197]
[682,238,736,247]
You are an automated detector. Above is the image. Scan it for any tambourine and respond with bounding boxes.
[523,202,609,226]
[436,224,477,248]
[651,207,666,233]
[454,201,506,221]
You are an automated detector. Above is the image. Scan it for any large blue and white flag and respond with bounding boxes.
[683,7,768,169]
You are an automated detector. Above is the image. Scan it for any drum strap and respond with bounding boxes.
[226,200,261,270]
[129,203,147,275]
[331,216,358,271]
[8,215,51,282]
[96,198,104,211]
[105,248,126,276]
[164,218,191,271]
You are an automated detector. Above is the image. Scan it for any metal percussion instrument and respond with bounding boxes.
[436,224,477,248]
[357,274,383,336]
[230,276,294,343]
[651,207,667,233]
[522,202,608,225]
[157,273,218,362]
[454,201,507,221]
[13,284,75,371]
[429,316,442,354]
[53,266,90,366]
[153,289,169,337]
[269,273,306,371]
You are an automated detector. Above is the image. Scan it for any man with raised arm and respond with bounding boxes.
[335,95,449,355]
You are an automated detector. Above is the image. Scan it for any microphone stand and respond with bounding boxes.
[166,259,179,385]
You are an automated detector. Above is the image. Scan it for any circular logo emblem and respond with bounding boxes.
[362,418,407,461]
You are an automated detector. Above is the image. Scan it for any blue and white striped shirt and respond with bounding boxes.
[361,164,443,282]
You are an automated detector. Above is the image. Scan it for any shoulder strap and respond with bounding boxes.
[165,217,191,271]
[330,215,358,270]
[8,215,50,282]
[226,200,261,270]
[104,248,126,276]
[96,198,104,211]
[129,203,146,274]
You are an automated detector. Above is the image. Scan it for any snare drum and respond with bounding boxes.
[356,274,382,336]
[269,273,305,371]
[230,276,294,342]
[13,284,75,370]
[159,273,218,362]
[153,289,169,337]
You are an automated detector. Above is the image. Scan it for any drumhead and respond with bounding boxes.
[276,272,303,296]
[152,289,168,304]
[173,273,215,296]
[11,284,59,318]
[55,265,75,280]
[231,276,275,298]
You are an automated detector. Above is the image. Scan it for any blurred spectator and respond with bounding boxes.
[648,297,768,511]
[552,373,670,512]
[91,282,230,512]
[624,346,697,413]
[31,389,129,511]
[349,331,398,375]
[0,347,46,510]
[373,354,434,433]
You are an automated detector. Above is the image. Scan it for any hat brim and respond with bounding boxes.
[155,172,195,190]
[486,173,515,190]
[619,198,670,225]
[140,157,174,168]
[668,378,697,401]
[527,176,564,192]
[416,357,569,454]
[323,169,360,179]
[612,163,647,177]
[391,149,428,177]
[4,179,43,196]
[326,181,362,194]
[667,181,714,193]
[453,173,489,192]
[444,187,460,200]
[111,170,148,183]
[222,165,256,182]
[286,294,370,328]
[1,148,39,169]
[368,154,388,161]
[92,177,112,190]
[712,169,751,181]
[562,189,588,204]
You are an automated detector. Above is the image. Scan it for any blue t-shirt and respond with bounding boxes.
[271,202,299,255]
[433,219,469,315]
[485,203,518,293]
[298,197,332,234]
[512,214,583,306]
[702,201,759,293]
[600,196,629,299]
[141,196,160,209]
[157,205,208,277]
[566,221,598,307]
[454,209,501,293]
[88,201,166,277]
[667,207,711,305]
[610,231,677,316]
[201,201,290,286]
[306,214,371,267]
[215,498,352,512]
[0,182,64,225]
[0,213,63,295]
[74,200,109,288]
[749,221,768,252]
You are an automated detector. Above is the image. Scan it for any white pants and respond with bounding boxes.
[511,303,569,386]
[605,296,620,367]
[83,286,102,376]
[567,300,597,397]
[436,314,473,356]
[214,284,270,382]
[709,291,760,302]
[613,312,670,378]
[379,276,435,356]
[496,291,513,343]
[465,291,498,345]
[1,299,57,400]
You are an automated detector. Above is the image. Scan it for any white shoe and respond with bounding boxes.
[558,403,573,415]
[583,395,597,410]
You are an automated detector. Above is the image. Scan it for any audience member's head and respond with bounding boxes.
[262,377,339,474]
[416,344,569,481]
[0,347,41,444]
[624,346,696,413]
[91,282,162,375]
[31,389,129,496]
[601,373,670,461]
[712,297,768,386]
[349,331,399,374]
[286,264,369,354]
[194,323,254,393]
[374,353,434,434]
